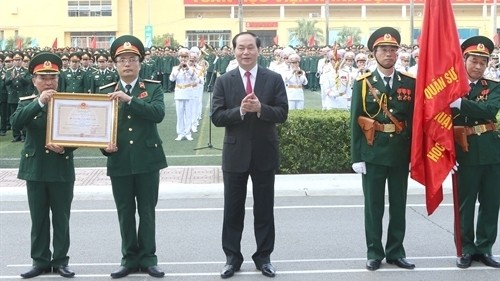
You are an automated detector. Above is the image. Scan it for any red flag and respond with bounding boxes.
[494,33,499,46]
[16,38,23,50]
[52,38,58,49]
[273,35,279,45]
[198,36,205,48]
[164,37,171,47]
[89,37,97,49]
[307,34,315,47]
[345,35,353,47]
[410,0,470,215]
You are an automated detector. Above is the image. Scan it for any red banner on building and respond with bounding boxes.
[246,22,278,28]
[184,0,492,5]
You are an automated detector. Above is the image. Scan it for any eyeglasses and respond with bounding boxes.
[401,60,409,62]
[70,60,79,63]
[116,57,139,64]
[179,55,188,58]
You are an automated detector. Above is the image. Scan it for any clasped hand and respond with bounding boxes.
[241,93,261,114]
[39,89,57,105]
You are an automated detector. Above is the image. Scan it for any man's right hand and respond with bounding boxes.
[352,162,366,174]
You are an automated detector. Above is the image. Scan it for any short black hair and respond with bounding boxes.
[232,32,261,49]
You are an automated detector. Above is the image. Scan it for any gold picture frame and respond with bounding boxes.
[46,93,118,148]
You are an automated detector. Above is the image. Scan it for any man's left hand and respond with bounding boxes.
[241,93,261,113]
[108,91,132,103]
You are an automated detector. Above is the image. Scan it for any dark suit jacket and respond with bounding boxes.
[211,66,288,173]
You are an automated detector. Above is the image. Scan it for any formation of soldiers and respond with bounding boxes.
[2,42,499,142]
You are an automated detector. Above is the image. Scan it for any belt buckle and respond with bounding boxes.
[473,124,487,135]
[383,124,395,133]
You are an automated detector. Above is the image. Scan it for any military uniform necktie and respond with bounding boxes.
[384,76,392,93]
[125,84,132,96]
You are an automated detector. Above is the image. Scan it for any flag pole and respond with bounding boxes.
[452,173,463,256]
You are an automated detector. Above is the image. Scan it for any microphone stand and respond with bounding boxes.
[195,57,221,151]
[194,88,221,151]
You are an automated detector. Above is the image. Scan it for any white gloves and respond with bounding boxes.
[352,162,366,174]
[451,162,459,174]
[450,98,462,109]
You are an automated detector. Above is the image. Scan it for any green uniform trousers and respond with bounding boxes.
[110,171,160,269]
[26,181,74,268]
[362,163,408,260]
[457,164,500,255]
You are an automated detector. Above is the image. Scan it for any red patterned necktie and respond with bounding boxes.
[245,71,252,95]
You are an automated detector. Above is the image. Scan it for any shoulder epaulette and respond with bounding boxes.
[99,82,117,90]
[356,71,372,81]
[399,71,416,79]
[19,94,37,101]
[143,79,161,84]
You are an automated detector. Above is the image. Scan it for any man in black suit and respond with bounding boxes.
[211,32,288,279]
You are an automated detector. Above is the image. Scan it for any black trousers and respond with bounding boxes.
[222,169,275,268]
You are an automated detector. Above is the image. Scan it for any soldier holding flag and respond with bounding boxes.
[450,36,500,269]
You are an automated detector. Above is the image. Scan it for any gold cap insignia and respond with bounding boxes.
[477,43,485,52]
[123,42,132,49]
[43,61,52,69]
[384,34,392,40]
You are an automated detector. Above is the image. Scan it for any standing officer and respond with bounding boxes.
[90,53,118,93]
[212,31,288,279]
[10,52,76,278]
[99,35,168,279]
[451,36,500,269]
[350,27,416,271]
[0,54,8,136]
[5,51,30,142]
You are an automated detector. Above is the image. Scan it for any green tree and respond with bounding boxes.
[152,33,180,48]
[335,26,362,47]
[289,19,324,46]
[4,37,33,50]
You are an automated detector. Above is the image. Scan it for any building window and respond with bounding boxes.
[70,32,116,49]
[68,1,112,17]
[185,31,231,49]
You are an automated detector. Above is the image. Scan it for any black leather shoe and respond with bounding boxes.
[20,266,51,279]
[387,258,415,269]
[110,266,137,279]
[366,259,381,271]
[456,254,473,268]
[258,263,276,278]
[220,264,240,279]
[11,137,21,142]
[474,253,500,268]
[142,265,165,278]
[54,265,75,278]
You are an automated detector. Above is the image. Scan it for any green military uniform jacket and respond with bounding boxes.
[90,69,118,93]
[60,68,90,93]
[452,78,500,165]
[140,59,157,80]
[10,93,76,182]
[5,66,31,103]
[350,70,415,166]
[99,78,168,176]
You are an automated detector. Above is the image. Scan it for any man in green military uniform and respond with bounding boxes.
[350,27,416,271]
[11,52,76,278]
[59,52,90,93]
[5,51,31,142]
[451,36,500,269]
[90,53,118,93]
[0,54,8,136]
[99,35,168,279]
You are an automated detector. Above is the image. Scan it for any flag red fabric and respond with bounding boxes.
[52,38,58,49]
[198,36,205,48]
[307,34,315,47]
[16,38,23,50]
[345,35,353,47]
[410,0,470,215]
[273,35,278,45]
[494,33,499,46]
[164,37,171,47]
[89,37,97,49]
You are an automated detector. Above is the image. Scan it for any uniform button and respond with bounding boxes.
[389,109,393,113]
[128,115,132,119]
[155,144,158,147]
[389,134,394,137]
[25,154,29,158]
[34,116,37,119]
[45,150,50,153]
[129,128,133,131]
[474,121,478,124]
[130,140,134,144]
[66,156,70,159]
[389,97,393,100]
[373,99,377,102]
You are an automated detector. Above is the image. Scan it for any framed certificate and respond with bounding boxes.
[46,93,118,148]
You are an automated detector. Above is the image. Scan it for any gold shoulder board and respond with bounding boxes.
[19,95,37,101]
[399,71,416,79]
[356,71,372,81]
[99,82,117,90]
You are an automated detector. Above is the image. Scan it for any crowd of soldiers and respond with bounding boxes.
[1,42,499,142]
